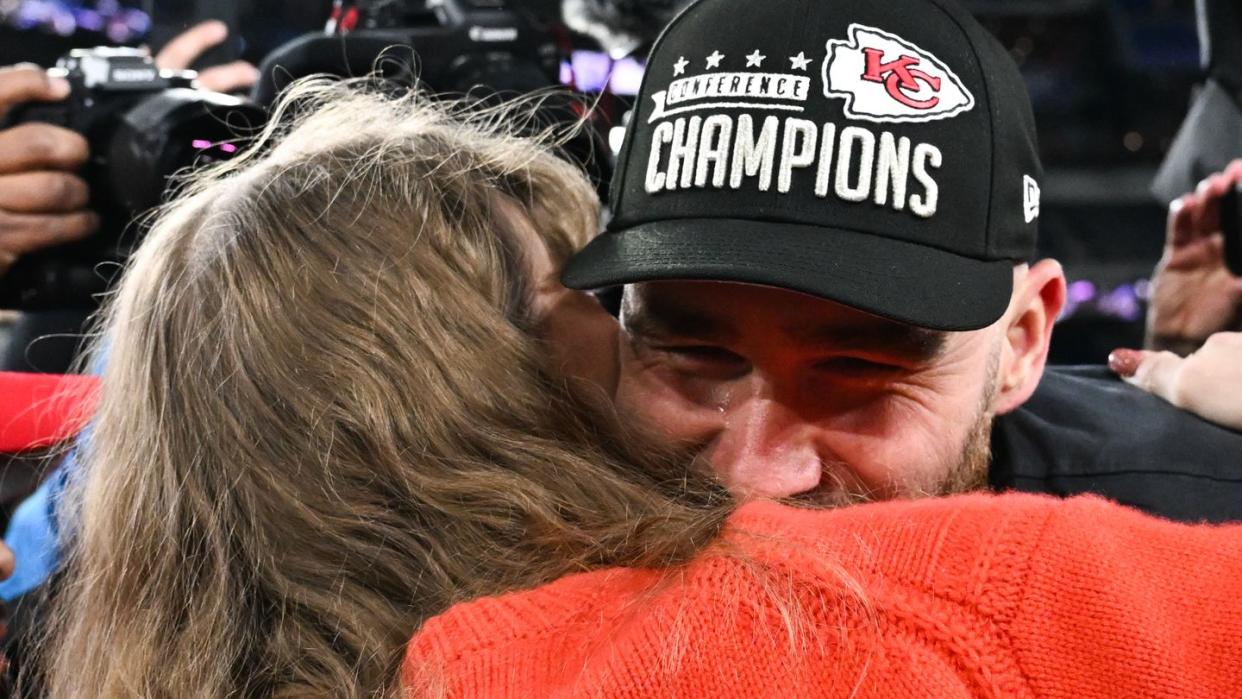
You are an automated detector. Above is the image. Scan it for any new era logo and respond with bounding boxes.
[1023,175,1040,223]
[823,24,975,123]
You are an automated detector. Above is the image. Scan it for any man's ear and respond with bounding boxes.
[993,259,1066,415]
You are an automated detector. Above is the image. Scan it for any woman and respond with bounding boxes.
[41,83,1242,697]
[38,82,732,697]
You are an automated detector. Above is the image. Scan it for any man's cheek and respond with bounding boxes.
[822,400,967,482]
[807,379,945,436]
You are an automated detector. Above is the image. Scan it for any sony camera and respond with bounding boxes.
[0,47,264,310]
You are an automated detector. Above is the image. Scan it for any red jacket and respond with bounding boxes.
[405,493,1242,697]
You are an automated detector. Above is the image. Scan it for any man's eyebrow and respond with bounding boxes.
[786,321,948,362]
[622,297,736,341]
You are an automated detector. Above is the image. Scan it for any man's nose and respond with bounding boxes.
[704,395,824,498]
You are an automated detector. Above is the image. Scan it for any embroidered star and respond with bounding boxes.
[789,51,812,70]
[705,51,725,69]
[745,50,766,68]
[673,56,689,76]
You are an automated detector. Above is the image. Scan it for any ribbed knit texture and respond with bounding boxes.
[403,493,1242,697]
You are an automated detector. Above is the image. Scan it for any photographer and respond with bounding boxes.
[0,21,258,373]
[0,22,256,277]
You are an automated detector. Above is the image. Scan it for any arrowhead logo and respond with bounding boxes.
[823,24,975,123]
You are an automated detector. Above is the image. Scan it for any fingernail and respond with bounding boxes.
[1108,349,1143,378]
[47,75,71,98]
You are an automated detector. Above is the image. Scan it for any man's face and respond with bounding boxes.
[616,281,1002,502]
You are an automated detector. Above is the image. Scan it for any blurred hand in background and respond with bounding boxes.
[1146,161,1242,354]
[154,20,259,94]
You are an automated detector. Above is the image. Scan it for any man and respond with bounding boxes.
[563,0,1242,520]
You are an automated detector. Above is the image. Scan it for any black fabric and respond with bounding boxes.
[990,365,1242,524]
[565,218,1013,331]
[1201,0,1242,94]
[0,452,50,535]
[0,311,90,375]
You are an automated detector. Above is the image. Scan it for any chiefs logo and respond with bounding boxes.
[824,24,974,123]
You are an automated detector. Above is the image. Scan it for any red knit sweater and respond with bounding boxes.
[404,493,1242,697]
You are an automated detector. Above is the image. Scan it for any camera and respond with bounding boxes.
[254,0,610,202]
[254,0,564,104]
[338,0,563,94]
[2,2,604,310]
[1219,183,1242,277]
[0,47,264,310]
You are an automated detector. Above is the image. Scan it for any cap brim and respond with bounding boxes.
[562,219,1013,331]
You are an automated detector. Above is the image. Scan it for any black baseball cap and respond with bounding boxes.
[562,0,1042,331]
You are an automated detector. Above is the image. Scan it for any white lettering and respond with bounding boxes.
[666,116,703,191]
[875,132,911,210]
[468,26,519,42]
[645,121,675,193]
[835,126,875,202]
[910,143,942,218]
[695,115,734,188]
[729,115,779,191]
[111,68,157,82]
[639,113,941,220]
[664,72,812,106]
[814,122,838,197]
[778,118,818,194]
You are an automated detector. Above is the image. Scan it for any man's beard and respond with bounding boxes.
[936,402,994,496]
[940,341,1002,496]
[783,404,994,509]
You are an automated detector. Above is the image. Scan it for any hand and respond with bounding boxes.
[0,65,97,277]
[1110,332,1242,431]
[154,20,259,94]
[1145,163,1242,354]
[0,21,257,278]
[0,541,11,673]
[0,541,12,582]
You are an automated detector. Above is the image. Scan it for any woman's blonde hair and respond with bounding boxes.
[39,81,731,697]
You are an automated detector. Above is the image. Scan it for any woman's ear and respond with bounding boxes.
[993,259,1067,415]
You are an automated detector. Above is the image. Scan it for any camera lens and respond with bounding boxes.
[107,88,265,222]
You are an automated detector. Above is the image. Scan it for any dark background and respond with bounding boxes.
[0,0,1204,364]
